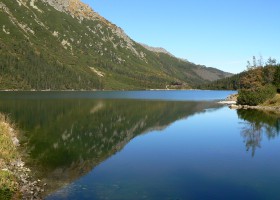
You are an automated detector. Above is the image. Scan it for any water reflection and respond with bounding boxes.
[2,91,280,199]
[237,109,280,157]
[0,98,222,196]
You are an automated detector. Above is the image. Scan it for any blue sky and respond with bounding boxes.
[82,0,280,73]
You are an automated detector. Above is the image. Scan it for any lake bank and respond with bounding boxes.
[0,114,44,200]
[229,104,280,114]
[223,93,280,114]
[0,88,229,92]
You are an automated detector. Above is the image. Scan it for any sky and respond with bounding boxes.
[82,0,280,73]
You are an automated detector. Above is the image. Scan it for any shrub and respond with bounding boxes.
[274,65,280,90]
[237,85,276,106]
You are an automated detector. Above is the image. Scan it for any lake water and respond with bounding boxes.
[0,90,280,200]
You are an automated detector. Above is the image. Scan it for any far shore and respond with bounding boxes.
[0,89,237,92]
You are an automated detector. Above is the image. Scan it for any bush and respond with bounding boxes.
[237,85,276,106]
[274,65,280,89]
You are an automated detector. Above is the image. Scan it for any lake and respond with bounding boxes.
[0,90,280,200]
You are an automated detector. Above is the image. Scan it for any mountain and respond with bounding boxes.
[140,43,232,82]
[0,0,232,90]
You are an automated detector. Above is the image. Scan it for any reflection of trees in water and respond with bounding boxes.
[241,121,262,157]
[0,98,223,195]
[238,109,280,157]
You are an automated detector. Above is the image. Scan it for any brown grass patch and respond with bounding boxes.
[262,94,280,106]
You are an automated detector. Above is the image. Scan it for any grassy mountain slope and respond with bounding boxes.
[0,0,231,90]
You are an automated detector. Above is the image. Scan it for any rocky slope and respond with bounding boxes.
[140,43,175,57]
[0,0,232,90]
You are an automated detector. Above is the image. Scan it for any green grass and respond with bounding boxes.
[0,170,18,200]
[0,116,18,162]
[0,114,20,200]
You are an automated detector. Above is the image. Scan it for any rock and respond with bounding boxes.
[218,100,237,105]
[243,105,249,109]
[12,136,20,146]
[229,104,241,109]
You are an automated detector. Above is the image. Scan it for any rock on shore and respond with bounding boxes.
[223,94,280,113]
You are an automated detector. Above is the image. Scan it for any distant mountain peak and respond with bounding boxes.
[140,43,175,57]
[42,0,101,21]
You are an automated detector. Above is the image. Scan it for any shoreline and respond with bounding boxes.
[0,114,45,199]
[221,94,280,114]
[229,104,280,114]
[0,89,235,92]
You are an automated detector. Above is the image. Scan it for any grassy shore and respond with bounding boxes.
[262,94,280,107]
[0,114,20,199]
[228,93,280,114]
[0,114,45,200]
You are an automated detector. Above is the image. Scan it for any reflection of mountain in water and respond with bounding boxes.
[237,109,280,157]
[0,99,222,195]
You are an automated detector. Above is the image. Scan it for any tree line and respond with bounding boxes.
[198,56,280,105]
[238,56,280,105]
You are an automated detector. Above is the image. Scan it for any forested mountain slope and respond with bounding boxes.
[0,0,231,90]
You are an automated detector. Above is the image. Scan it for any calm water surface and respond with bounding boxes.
[0,90,280,200]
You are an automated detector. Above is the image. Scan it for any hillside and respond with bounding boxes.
[199,64,280,91]
[200,61,280,106]
[0,0,231,90]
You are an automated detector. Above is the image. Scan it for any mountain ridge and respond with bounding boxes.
[0,0,232,90]
[140,43,175,57]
